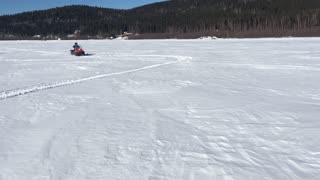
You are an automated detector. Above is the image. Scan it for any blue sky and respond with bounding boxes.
[0,0,166,15]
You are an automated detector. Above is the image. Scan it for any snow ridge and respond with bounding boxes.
[0,56,190,100]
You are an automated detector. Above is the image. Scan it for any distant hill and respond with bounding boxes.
[0,0,320,39]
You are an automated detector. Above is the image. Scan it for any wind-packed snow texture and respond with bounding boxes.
[0,39,320,180]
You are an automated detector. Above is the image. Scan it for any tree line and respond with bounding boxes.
[0,0,320,39]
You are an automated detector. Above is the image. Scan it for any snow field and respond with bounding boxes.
[0,38,320,180]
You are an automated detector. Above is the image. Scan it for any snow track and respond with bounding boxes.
[0,56,190,100]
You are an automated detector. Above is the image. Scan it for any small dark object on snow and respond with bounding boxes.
[70,42,92,56]
[70,42,86,56]
[73,42,80,49]
[70,48,85,56]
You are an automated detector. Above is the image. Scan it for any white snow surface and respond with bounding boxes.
[0,38,320,180]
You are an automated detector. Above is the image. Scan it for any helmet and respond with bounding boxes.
[75,42,78,45]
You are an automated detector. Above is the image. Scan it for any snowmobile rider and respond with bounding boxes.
[73,42,80,49]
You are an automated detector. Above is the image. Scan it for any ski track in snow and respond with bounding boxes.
[0,55,191,100]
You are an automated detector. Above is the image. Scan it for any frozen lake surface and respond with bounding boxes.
[0,38,320,180]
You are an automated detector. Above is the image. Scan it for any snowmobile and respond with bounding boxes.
[70,48,85,56]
